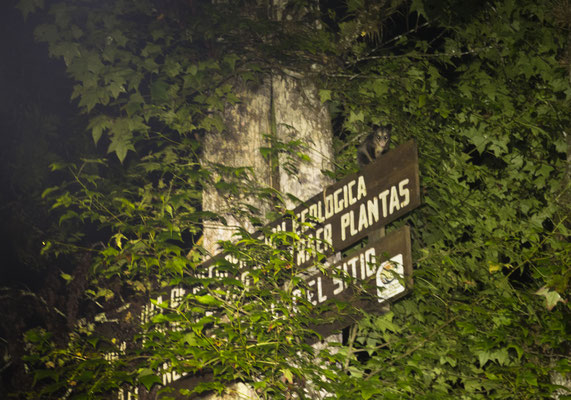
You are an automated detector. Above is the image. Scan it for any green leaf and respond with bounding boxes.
[111,233,127,250]
[166,257,186,275]
[259,147,272,160]
[58,210,78,225]
[281,368,293,384]
[41,187,59,199]
[87,336,99,348]
[410,0,426,18]
[125,92,145,117]
[33,368,58,382]
[151,79,169,103]
[372,80,388,96]
[373,312,401,333]
[195,294,222,307]
[137,368,162,391]
[488,261,501,274]
[107,136,135,163]
[361,385,382,400]
[88,115,112,145]
[183,333,198,346]
[223,53,240,71]
[16,0,44,19]
[187,64,198,76]
[535,286,564,310]
[151,313,171,324]
[477,348,510,367]
[52,161,71,171]
[40,241,52,255]
[477,350,492,367]
[319,89,332,103]
[348,110,364,124]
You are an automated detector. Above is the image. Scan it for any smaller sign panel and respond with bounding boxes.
[304,225,412,341]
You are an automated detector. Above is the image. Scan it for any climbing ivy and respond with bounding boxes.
[15,0,570,399]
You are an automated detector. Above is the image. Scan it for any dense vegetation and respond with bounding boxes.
[8,0,570,398]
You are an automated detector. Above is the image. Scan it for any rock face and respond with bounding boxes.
[272,74,334,206]
[202,74,333,255]
[201,78,274,255]
[200,74,334,399]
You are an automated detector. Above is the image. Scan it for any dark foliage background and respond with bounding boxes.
[1,0,569,398]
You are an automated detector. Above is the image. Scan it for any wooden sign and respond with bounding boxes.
[101,141,420,398]
[125,140,420,339]
[303,225,412,341]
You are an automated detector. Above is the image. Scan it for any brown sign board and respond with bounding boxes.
[304,225,412,341]
[201,139,420,271]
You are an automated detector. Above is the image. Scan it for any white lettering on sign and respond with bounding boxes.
[118,386,138,400]
[330,247,377,298]
[288,175,369,226]
[257,174,414,267]
[399,179,410,208]
[295,223,333,265]
[340,178,410,241]
[130,247,408,398]
[317,276,328,303]
[298,247,401,307]
[161,362,182,386]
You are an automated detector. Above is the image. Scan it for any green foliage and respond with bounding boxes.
[18,0,570,399]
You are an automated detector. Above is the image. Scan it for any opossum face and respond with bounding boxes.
[371,126,391,157]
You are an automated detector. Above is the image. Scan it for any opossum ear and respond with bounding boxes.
[384,124,392,132]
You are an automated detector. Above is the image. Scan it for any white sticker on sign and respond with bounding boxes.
[376,253,405,302]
